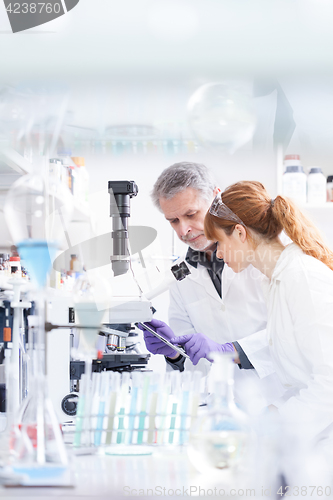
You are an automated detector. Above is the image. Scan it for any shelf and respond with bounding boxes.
[301,203,333,209]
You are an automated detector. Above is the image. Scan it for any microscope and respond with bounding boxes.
[62,180,190,418]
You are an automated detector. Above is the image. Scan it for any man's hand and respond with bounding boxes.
[171,332,235,365]
[138,319,179,358]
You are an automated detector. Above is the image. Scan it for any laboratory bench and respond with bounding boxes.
[0,445,270,500]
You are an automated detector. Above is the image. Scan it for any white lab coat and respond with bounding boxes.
[169,259,285,406]
[239,243,333,438]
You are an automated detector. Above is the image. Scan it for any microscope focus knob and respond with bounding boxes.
[61,393,79,416]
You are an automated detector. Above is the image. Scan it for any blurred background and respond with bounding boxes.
[1,0,333,255]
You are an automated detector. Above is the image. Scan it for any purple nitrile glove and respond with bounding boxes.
[137,318,178,358]
[171,332,235,365]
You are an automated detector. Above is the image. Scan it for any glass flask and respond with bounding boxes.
[187,353,250,473]
[11,334,68,478]
[187,83,256,154]
[3,161,73,482]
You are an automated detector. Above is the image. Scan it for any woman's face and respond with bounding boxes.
[215,225,252,273]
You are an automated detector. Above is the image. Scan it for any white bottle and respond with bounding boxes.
[307,167,327,205]
[327,175,333,202]
[71,157,89,206]
[282,155,307,205]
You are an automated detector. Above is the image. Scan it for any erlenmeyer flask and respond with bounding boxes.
[12,376,68,475]
[187,353,250,473]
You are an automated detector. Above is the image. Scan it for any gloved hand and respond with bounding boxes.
[171,332,235,365]
[137,319,178,358]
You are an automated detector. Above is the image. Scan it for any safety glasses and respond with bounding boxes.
[209,192,246,226]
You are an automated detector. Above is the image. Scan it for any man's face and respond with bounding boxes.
[159,188,218,251]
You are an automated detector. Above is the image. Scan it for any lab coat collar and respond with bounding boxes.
[185,245,224,270]
[271,243,303,281]
[185,254,236,303]
[182,258,220,302]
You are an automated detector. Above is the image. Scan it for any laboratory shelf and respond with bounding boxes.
[301,203,333,209]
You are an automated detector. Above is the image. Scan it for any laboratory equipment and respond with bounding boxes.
[187,353,250,473]
[66,370,203,451]
[71,156,89,206]
[187,83,256,153]
[96,180,190,362]
[3,163,73,483]
[307,167,327,205]
[282,154,307,205]
[52,179,191,421]
[109,180,138,277]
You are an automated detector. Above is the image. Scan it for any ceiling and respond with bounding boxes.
[1,0,333,80]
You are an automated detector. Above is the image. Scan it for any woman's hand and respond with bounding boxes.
[171,332,235,365]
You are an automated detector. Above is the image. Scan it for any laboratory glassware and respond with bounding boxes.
[187,353,250,473]
[187,83,256,154]
[3,163,73,480]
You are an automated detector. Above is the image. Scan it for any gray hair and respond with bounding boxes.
[151,162,217,210]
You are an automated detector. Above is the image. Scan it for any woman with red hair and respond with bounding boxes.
[173,180,333,438]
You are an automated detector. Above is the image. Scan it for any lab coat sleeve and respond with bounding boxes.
[168,282,197,337]
[237,328,276,379]
[278,268,333,438]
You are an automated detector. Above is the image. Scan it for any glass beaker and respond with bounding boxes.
[187,353,250,473]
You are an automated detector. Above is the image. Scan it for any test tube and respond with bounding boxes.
[91,373,101,445]
[179,372,191,445]
[105,372,121,445]
[128,372,140,445]
[147,373,160,445]
[74,374,87,447]
[137,373,150,445]
[94,371,109,447]
[117,372,130,444]
[168,371,181,445]
[156,373,171,445]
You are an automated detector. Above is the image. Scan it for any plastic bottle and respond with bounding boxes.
[282,154,307,205]
[71,157,89,206]
[327,175,333,202]
[9,256,21,276]
[307,167,327,205]
[49,158,62,183]
[57,150,76,196]
[8,246,21,277]
[70,254,81,273]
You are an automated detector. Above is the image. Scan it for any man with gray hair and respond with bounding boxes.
[139,162,284,405]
